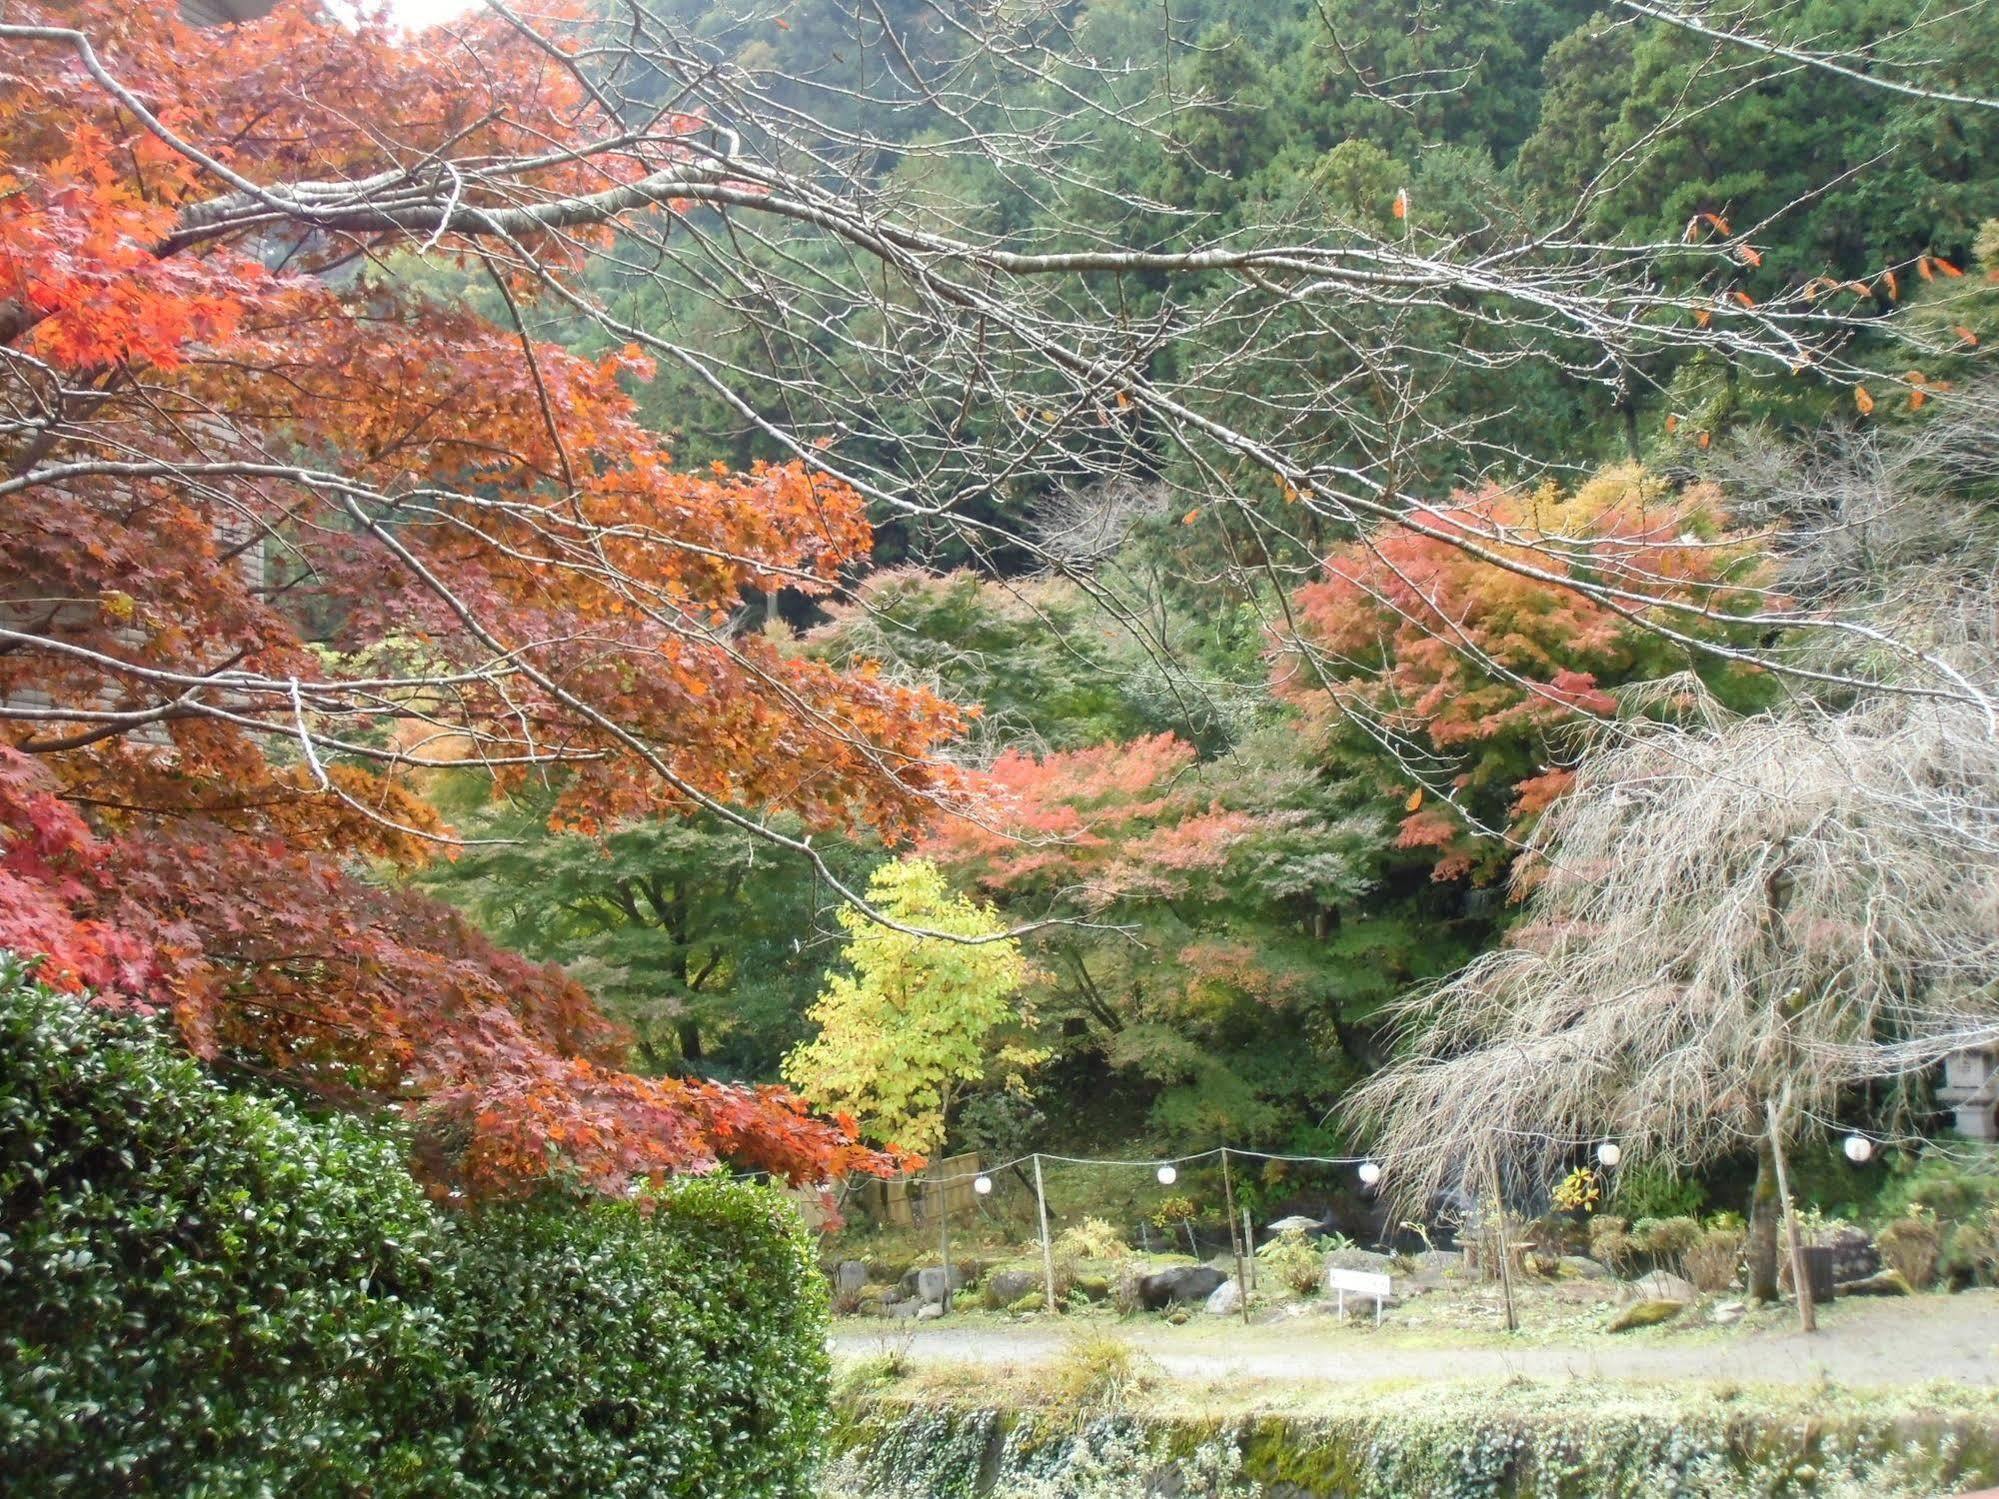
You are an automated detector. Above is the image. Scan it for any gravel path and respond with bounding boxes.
[832,1291,1999,1389]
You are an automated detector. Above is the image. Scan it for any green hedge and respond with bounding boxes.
[0,954,828,1495]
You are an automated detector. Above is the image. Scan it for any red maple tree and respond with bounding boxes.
[1272,467,1768,881]
[0,1,955,1192]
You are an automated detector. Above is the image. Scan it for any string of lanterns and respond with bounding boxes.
[957,1132,1878,1197]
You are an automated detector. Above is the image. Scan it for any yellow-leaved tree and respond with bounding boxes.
[784,859,1041,1158]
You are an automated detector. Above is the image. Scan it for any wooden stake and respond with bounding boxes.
[1767,1099,1817,1333]
[1220,1146,1250,1325]
[1243,1206,1257,1291]
[1032,1153,1059,1315]
[935,1158,953,1315]
[1489,1154,1518,1333]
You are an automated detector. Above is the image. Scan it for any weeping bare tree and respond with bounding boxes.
[1351,407,1999,1311]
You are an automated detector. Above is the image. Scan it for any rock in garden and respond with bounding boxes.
[835,1260,869,1294]
[1622,1270,1697,1303]
[1559,1255,1615,1282]
[1609,1299,1686,1332]
[1839,1269,1912,1297]
[1138,1265,1227,1310]
[915,1303,944,1320]
[902,1264,966,1301]
[1710,1300,1745,1325]
[1825,1226,1882,1285]
[983,1269,1042,1309]
[1205,1277,1243,1316]
[1326,1247,1395,1274]
[1412,1249,1466,1277]
[914,1266,963,1305]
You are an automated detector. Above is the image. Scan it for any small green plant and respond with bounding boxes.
[1256,1229,1325,1296]
[1051,1331,1155,1412]
[1055,1216,1128,1261]
[1613,1162,1707,1220]
[1552,1165,1603,1213]
[1149,1194,1198,1229]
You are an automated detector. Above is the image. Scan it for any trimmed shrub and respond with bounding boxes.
[1683,1226,1745,1293]
[1588,1214,1640,1274]
[1876,1212,1943,1290]
[1634,1214,1703,1271]
[440,1179,828,1497]
[1941,1210,1999,1288]
[0,957,827,1495]
[0,955,452,1495]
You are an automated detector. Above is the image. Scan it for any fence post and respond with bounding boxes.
[1033,1153,1059,1314]
[1488,1152,1518,1333]
[935,1159,953,1315]
[1220,1146,1250,1326]
[1767,1097,1817,1334]
[1243,1206,1257,1291]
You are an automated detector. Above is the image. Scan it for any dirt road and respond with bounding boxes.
[832,1290,1999,1389]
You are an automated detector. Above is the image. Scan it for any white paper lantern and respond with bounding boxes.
[1156,1164,1178,1186]
[1842,1134,1874,1164]
[1595,1141,1622,1169]
[973,1174,994,1195]
[1358,1160,1382,1188]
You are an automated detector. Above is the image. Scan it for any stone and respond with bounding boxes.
[1205,1277,1244,1316]
[1622,1270,1697,1304]
[1559,1255,1615,1282]
[1325,1247,1395,1274]
[1825,1226,1882,1285]
[901,1264,966,1302]
[913,1266,964,1305]
[1839,1269,1912,1297]
[1609,1299,1686,1332]
[1412,1249,1466,1277]
[1710,1300,1746,1325]
[983,1268,1043,1309]
[1006,1291,1044,1315]
[1137,1264,1228,1311]
[835,1260,869,1294]
[1071,1274,1111,1302]
[915,1303,944,1320]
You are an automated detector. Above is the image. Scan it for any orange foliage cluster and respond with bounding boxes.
[1274,467,1764,879]
[922,733,1259,906]
[0,1,949,1191]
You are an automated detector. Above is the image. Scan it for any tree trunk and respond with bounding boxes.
[1747,1127,1781,1301]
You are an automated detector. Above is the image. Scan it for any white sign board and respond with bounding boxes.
[1326,1266,1393,1324]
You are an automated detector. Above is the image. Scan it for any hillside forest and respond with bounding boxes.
[6,0,1999,1231]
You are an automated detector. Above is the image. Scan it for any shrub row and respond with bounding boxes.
[0,955,827,1495]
